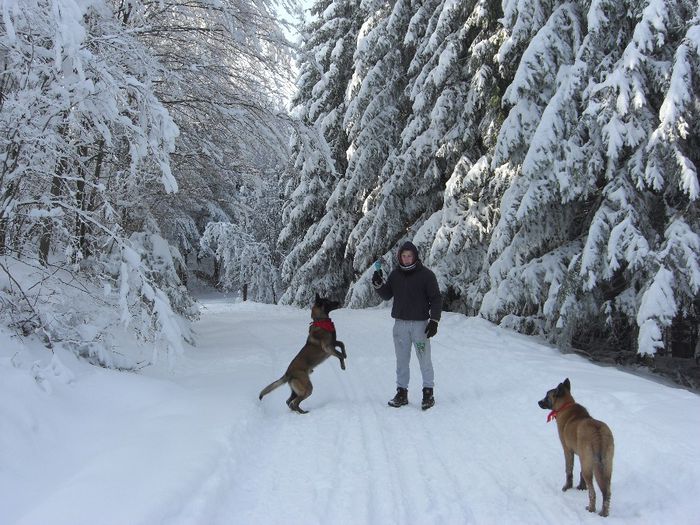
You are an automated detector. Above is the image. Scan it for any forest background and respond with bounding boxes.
[1,0,698,387]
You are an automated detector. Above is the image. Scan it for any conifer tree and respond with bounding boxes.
[306,0,421,306]
[412,0,510,313]
[277,0,698,365]
[279,0,362,304]
[482,0,700,358]
[350,0,473,273]
[571,0,700,356]
[640,6,700,357]
[481,1,586,332]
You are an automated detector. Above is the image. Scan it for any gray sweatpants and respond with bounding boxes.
[392,319,434,389]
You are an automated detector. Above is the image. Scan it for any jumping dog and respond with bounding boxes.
[259,294,346,413]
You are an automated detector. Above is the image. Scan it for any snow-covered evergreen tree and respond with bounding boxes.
[344,0,442,308]
[481,1,586,332]
[411,0,509,313]
[286,0,425,307]
[349,0,473,273]
[482,0,700,358]
[279,0,362,304]
[640,6,700,357]
[273,0,698,371]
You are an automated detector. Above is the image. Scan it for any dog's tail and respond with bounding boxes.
[259,375,288,400]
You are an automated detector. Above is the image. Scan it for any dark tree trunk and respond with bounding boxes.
[39,156,67,266]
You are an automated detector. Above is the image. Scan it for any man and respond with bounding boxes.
[372,241,442,410]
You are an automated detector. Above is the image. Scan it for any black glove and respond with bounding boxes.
[371,270,384,287]
[425,319,438,338]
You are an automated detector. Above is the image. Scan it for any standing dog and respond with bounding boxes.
[259,293,346,414]
[538,378,614,517]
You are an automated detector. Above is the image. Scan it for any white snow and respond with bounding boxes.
[2,296,700,524]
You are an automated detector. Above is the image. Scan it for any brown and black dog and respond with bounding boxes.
[258,293,346,414]
[538,378,615,517]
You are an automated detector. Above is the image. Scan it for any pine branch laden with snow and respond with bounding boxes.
[647,10,700,201]
[637,267,677,356]
[418,155,496,313]
[496,0,553,71]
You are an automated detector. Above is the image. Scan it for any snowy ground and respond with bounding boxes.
[2,296,700,525]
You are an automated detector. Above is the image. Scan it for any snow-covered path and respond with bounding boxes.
[3,298,700,524]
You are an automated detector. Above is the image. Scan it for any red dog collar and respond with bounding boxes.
[311,319,335,332]
[547,402,574,423]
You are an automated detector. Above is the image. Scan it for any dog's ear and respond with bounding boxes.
[555,378,571,397]
[314,292,321,304]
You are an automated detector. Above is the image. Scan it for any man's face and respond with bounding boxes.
[400,250,415,266]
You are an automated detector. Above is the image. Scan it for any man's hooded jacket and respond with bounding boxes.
[375,241,442,322]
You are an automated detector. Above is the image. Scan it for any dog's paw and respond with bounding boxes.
[561,484,573,492]
[586,505,596,513]
[577,482,587,490]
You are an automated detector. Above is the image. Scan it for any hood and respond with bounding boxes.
[397,241,420,271]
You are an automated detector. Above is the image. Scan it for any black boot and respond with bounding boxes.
[421,387,434,410]
[388,387,408,407]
